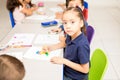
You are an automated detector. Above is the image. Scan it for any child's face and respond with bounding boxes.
[25,0,31,3]
[19,0,23,3]
[68,0,84,10]
[19,0,30,3]
[62,11,83,37]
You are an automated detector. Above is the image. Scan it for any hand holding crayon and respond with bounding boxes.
[36,46,50,56]
[40,51,49,56]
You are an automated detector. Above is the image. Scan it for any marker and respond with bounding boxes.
[0,45,9,51]
[21,45,32,47]
[9,45,32,48]
[36,51,40,54]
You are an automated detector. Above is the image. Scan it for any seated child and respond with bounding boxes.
[42,7,90,80]
[0,54,25,80]
[6,0,37,24]
[23,0,38,11]
[57,0,69,10]
[53,0,88,33]
[55,0,69,19]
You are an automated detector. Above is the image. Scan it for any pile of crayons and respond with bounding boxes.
[36,50,49,56]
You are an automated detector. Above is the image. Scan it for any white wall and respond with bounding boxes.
[0,0,11,41]
[32,0,65,3]
[88,0,120,7]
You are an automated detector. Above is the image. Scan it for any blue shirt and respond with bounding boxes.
[64,33,90,80]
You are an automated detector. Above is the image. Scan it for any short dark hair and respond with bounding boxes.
[0,54,25,80]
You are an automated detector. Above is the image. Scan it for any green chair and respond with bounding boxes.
[89,49,108,80]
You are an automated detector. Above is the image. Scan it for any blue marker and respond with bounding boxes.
[36,51,40,54]
[41,20,58,27]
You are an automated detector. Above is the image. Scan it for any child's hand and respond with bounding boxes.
[51,27,62,33]
[55,12,63,19]
[57,3,66,10]
[57,3,65,7]
[50,56,65,64]
[41,45,50,53]
[59,35,66,42]
[32,6,38,11]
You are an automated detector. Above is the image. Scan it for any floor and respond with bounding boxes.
[88,0,120,79]
[0,0,11,42]
[0,0,120,80]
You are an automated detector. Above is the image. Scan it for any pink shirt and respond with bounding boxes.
[13,6,25,24]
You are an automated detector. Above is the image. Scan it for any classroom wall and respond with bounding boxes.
[0,0,12,41]
[32,0,65,3]
[88,0,120,7]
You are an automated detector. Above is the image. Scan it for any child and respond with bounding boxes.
[23,0,38,11]
[68,0,88,21]
[57,0,69,10]
[53,0,88,33]
[43,7,90,80]
[0,54,25,80]
[68,0,84,9]
[6,0,37,24]
[55,0,69,19]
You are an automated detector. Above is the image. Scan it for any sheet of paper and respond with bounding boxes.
[34,34,60,44]
[49,7,63,12]
[7,33,35,46]
[25,13,55,20]
[23,46,61,60]
[26,15,48,20]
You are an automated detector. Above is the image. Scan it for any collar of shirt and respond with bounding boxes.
[66,33,84,45]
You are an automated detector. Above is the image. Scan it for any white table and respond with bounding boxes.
[22,1,63,24]
[0,24,63,80]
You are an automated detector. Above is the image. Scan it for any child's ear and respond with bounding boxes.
[19,0,24,3]
[81,6,84,11]
[80,20,84,27]
[21,0,25,2]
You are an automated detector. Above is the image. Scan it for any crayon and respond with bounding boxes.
[36,51,49,56]
[45,52,49,56]
[9,45,32,48]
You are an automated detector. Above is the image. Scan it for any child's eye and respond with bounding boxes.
[71,21,75,24]
[63,22,67,25]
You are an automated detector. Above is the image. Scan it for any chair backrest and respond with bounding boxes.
[89,49,108,80]
[9,11,15,28]
[84,1,88,9]
[83,8,88,21]
[86,25,94,44]
[83,1,88,20]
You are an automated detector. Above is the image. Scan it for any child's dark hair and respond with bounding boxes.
[0,54,25,80]
[24,0,35,8]
[29,1,34,7]
[66,0,84,8]
[80,0,84,6]
[66,0,69,7]
[6,0,22,12]
[63,7,86,35]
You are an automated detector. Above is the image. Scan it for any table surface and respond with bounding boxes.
[22,1,64,24]
[0,23,63,80]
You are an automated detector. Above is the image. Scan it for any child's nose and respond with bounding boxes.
[66,23,71,28]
